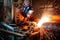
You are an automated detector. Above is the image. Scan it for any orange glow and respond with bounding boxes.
[51,15,60,21]
[37,15,60,28]
[37,15,51,28]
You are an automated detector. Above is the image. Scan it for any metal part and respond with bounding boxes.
[0,28,26,37]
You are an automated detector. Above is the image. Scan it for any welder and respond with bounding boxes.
[15,0,34,26]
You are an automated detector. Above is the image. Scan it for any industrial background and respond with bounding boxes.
[0,0,60,40]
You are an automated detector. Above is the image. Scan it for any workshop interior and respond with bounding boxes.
[0,0,60,40]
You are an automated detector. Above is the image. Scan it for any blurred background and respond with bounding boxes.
[0,0,60,40]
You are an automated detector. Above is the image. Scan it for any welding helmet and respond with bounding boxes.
[22,6,31,17]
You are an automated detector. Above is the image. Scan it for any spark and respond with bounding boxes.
[36,15,57,40]
[39,27,56,40]
[37,15,50,28]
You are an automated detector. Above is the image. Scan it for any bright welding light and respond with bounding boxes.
[27,10,34,17]
[28,10,34,14]
[37,16,50,28]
